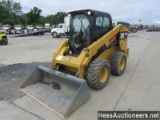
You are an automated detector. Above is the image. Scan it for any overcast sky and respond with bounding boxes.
[15,0,160,25]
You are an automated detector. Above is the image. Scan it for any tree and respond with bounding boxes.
[0,1,22,26]
[1,0,22,15]
[55,12,67,24]
[12,2,22,15]
[38,17,48,25]
[46,15,56,25]
[46,12,67,25]
[1,0,13,11]
[0,1,68,26]
[27,7,42,25]
[0,3,9,22]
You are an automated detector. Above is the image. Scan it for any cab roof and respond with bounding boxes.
[68,9,111,16]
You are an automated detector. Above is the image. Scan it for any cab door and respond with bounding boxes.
[58,24,64,34]
[92,14,112,42]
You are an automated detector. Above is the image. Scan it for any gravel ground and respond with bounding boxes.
[0,62,51,101]
[0,34,62,102]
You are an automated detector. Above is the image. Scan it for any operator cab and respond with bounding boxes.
[68,9,113,55]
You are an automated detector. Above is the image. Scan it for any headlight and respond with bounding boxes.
[88,11,91,15]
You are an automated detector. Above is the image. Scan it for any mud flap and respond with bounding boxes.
[21,65,90,118]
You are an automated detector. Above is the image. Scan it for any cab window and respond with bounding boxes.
[93,16,110,41]
[95,17,109,28]
[58,25,63,28]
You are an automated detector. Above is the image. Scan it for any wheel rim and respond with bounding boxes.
[100,66,108,83]
[120,57,125,71]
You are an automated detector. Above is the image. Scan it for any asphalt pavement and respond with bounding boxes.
[0,31,160,120]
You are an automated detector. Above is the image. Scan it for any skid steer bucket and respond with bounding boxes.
[21,65,90,118]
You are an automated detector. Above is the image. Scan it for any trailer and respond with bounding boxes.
[14,29,50,37]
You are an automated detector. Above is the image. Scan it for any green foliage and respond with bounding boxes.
[27,7,42,25]
[0,0,22,26]
[1,0,22,15]
[0,4,9,22]
[38,16,47,25]
[19,14,27,25]
[0,0,68,26]
[12,2,22,15]
[46,12,67,25]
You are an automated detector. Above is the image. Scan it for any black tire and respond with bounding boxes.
[52,32,57,38]
[110,51,127,76]
[87,58,111,90]
[5,41,8,45]
[41,32,45,35]
[1,38,8,45]
[1,41,4,45]
[4,39,8,45]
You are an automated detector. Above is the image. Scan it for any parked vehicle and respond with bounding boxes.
[51,16,70,38]
[45,23,51,33]
[3,24,11,34]
[129,25,137,33]
[21,9,129,118]
[15,25,23,34]
[10,27,15,34]
[137,25,143,31]
[33,25,44,32]
[146,27,160,32]
[0,24,8,45]
[26,25,34,33]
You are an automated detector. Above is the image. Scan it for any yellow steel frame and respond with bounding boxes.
[0,33,7,40]
[52,24,129,78]
[0,25,7,40]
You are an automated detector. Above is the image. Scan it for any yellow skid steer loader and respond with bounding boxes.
[21,9,129,118]
[0,24,8,45]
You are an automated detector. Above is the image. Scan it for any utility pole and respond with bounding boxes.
[139,19,142,25]
[139,19,142,30]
